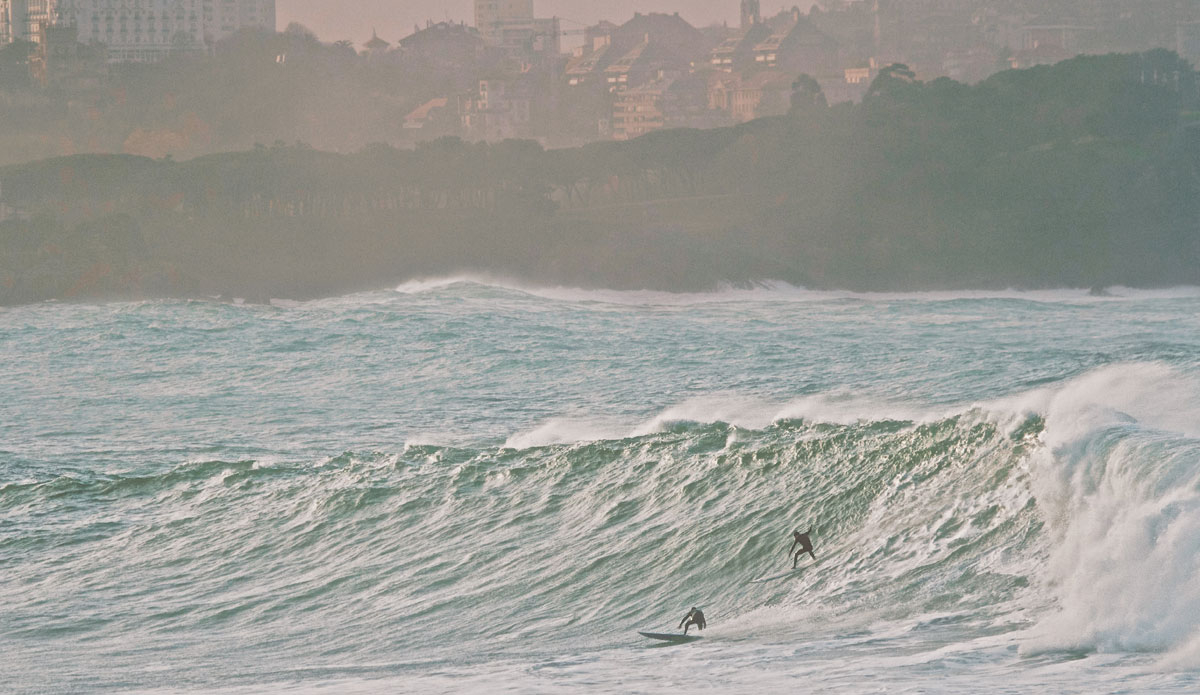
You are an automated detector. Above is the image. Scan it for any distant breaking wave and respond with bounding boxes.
[392,274,1200,307]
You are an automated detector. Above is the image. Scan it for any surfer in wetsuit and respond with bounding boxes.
[679,607,706,635]
[789,529,816,568]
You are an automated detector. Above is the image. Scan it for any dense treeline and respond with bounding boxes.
[1,51,1198,304]
[0,24,487,166]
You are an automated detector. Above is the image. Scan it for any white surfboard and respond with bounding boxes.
[750,568,803,583]
[638,631,702,643]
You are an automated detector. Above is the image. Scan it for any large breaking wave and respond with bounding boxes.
[7,363,1200,680]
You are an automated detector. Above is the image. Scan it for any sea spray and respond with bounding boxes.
[1023,364,1200,661]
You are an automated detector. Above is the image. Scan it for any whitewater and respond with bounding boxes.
[4,279,1200,694]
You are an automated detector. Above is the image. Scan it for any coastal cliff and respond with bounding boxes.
[2,52,1198,305]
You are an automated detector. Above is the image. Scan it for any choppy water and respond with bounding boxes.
[4,279,1200,694]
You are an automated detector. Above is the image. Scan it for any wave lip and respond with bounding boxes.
[499,393,960,451]
[502,416,630,449]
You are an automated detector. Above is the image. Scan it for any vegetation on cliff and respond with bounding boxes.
[2,51,1198,304]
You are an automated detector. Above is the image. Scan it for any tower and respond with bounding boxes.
[474,0,534,45]
[741,0,760,28]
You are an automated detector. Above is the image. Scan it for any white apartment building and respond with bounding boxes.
[57,0,204,61]
[473,0,559,55]
[204,0,273,43]
[1,0,275,62]
[1,0,59,44]
[0,1,10,44]
[474,0,533,45]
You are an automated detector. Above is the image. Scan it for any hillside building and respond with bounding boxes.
[2,0,58,44]
[204,0,273,43]
[403,97,455,137]
[611,77,667,140]
[2,0,275,62]
[398,21,486,69]
[709,20,770,72]
[741,0,761,29]
[58,0,205,61]
[752,9,839,73]
[474,0,531,42]
[611,71,720,140]
[569,13,709,91]
[473,0,558,56]
[460,76,535,140]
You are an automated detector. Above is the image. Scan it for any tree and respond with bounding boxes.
[0,40,37,89]
[789,73,828,114]
[284,23,319,42]
[865,63,918,99]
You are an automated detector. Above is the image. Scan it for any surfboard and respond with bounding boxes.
[750,568,803,583]
[638,631,702,643]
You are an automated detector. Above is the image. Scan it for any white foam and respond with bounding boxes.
[1101,285,1200,300]
[395,273,817,306]
[1017,364,1200,663]
[995,363,1200,449]
[502,417,629,449]
[390,274,1200,307]
[773,393,950,426]
[499,391,946,451]
[971,363,1200,449]
[393,273,506,294]
[629,395,782,435]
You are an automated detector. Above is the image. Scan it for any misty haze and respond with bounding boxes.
[0,0,1198,302]
[4,3,1200,695]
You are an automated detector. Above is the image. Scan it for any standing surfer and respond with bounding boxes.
[679,607,706,635]
[789,529,816,568]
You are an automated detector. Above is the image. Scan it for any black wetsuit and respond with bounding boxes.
[790,530,816,568]
[679,608,706,635]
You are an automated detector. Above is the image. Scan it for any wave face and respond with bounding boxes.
[3,281,1200,693]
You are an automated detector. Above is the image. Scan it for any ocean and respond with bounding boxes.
[3,278,1200,694]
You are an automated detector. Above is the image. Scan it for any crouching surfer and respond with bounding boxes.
[789,529,816,568]
[679,607,706,635]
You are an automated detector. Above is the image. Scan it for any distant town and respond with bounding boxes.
[1,0,1199,158]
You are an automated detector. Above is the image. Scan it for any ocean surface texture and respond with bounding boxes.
[4,279,1200,694]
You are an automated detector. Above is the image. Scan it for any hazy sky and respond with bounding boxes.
[277,1,799,45]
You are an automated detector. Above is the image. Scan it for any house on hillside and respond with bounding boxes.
[612,78,669,140]
[943,45,1000,83]
[727,70,795,122]
[709,21,771,72]
[1007,25,1092,69]
[461,78,534,141]
[564,12,710,92]
[403,97,457,138]
[611,12,712,68]
[751,8,840,74]
[604,38,651,92]
[817,65,875,104]
[611,72,721,140]
[566,41,613,87]
[397,21,487,68]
